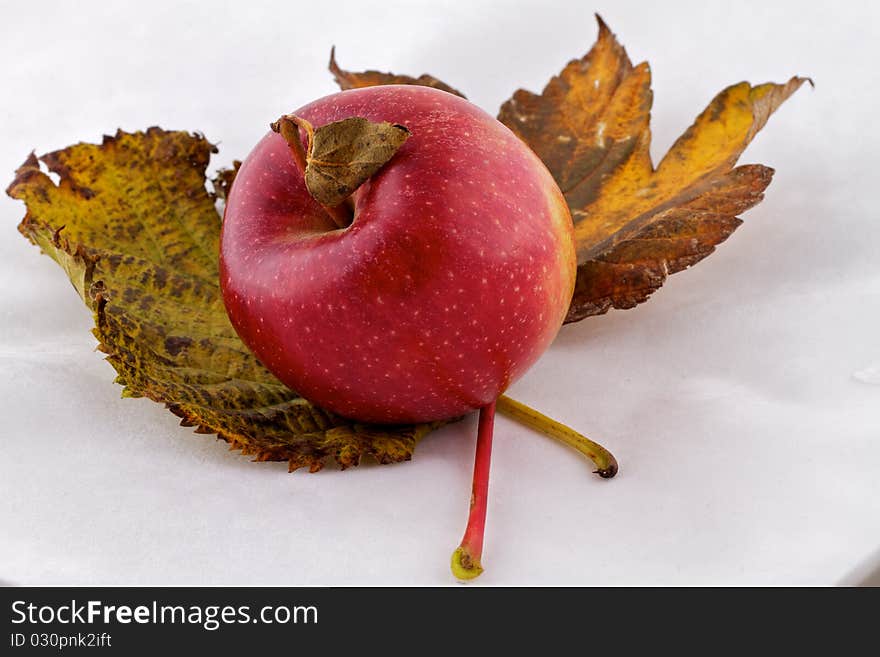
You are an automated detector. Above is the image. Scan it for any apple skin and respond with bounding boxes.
[220,85,575,424]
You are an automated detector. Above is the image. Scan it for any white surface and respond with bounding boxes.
[1,0,878,586]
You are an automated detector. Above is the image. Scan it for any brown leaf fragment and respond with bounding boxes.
[212,160,241,201]
[329,46,466,98]
[498,15,808,322]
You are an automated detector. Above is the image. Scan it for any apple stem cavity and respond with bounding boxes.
[451,400,496,581]
[270,114,353,230]
[498,395,618,478]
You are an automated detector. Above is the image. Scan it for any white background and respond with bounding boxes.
[1,0,877,586]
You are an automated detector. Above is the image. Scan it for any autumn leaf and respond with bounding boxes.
[329,46,466,98]
[7,128,440,472]
[329,16,808,323]
[499,16,808,322]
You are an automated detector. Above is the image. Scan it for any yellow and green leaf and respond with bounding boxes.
[7,129,438,472]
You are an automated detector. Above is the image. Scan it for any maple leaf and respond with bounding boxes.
[7,129,440,472]
[332,16,808,322]
[499,17,808,321]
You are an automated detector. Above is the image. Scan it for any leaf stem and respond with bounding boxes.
[451,400,495,581]
[270,114,352,229]
[496,395,617,478]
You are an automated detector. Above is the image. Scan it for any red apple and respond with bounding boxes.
[220,85,575,424]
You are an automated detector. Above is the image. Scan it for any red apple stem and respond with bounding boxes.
[451,400,496,581]
[270,114,352,230]
[497,395,617,478]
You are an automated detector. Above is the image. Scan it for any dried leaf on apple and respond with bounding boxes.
[7,129,441,472]
[272,115,411,207]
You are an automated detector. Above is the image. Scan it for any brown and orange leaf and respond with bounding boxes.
[7,129,441,472]
[329,46,466,98]
[329,16,807,323]
[497,16,809,321]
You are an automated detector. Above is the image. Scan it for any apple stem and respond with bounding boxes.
[496,395,617,478]
[451,400,496,581]
[270,114,352,230]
